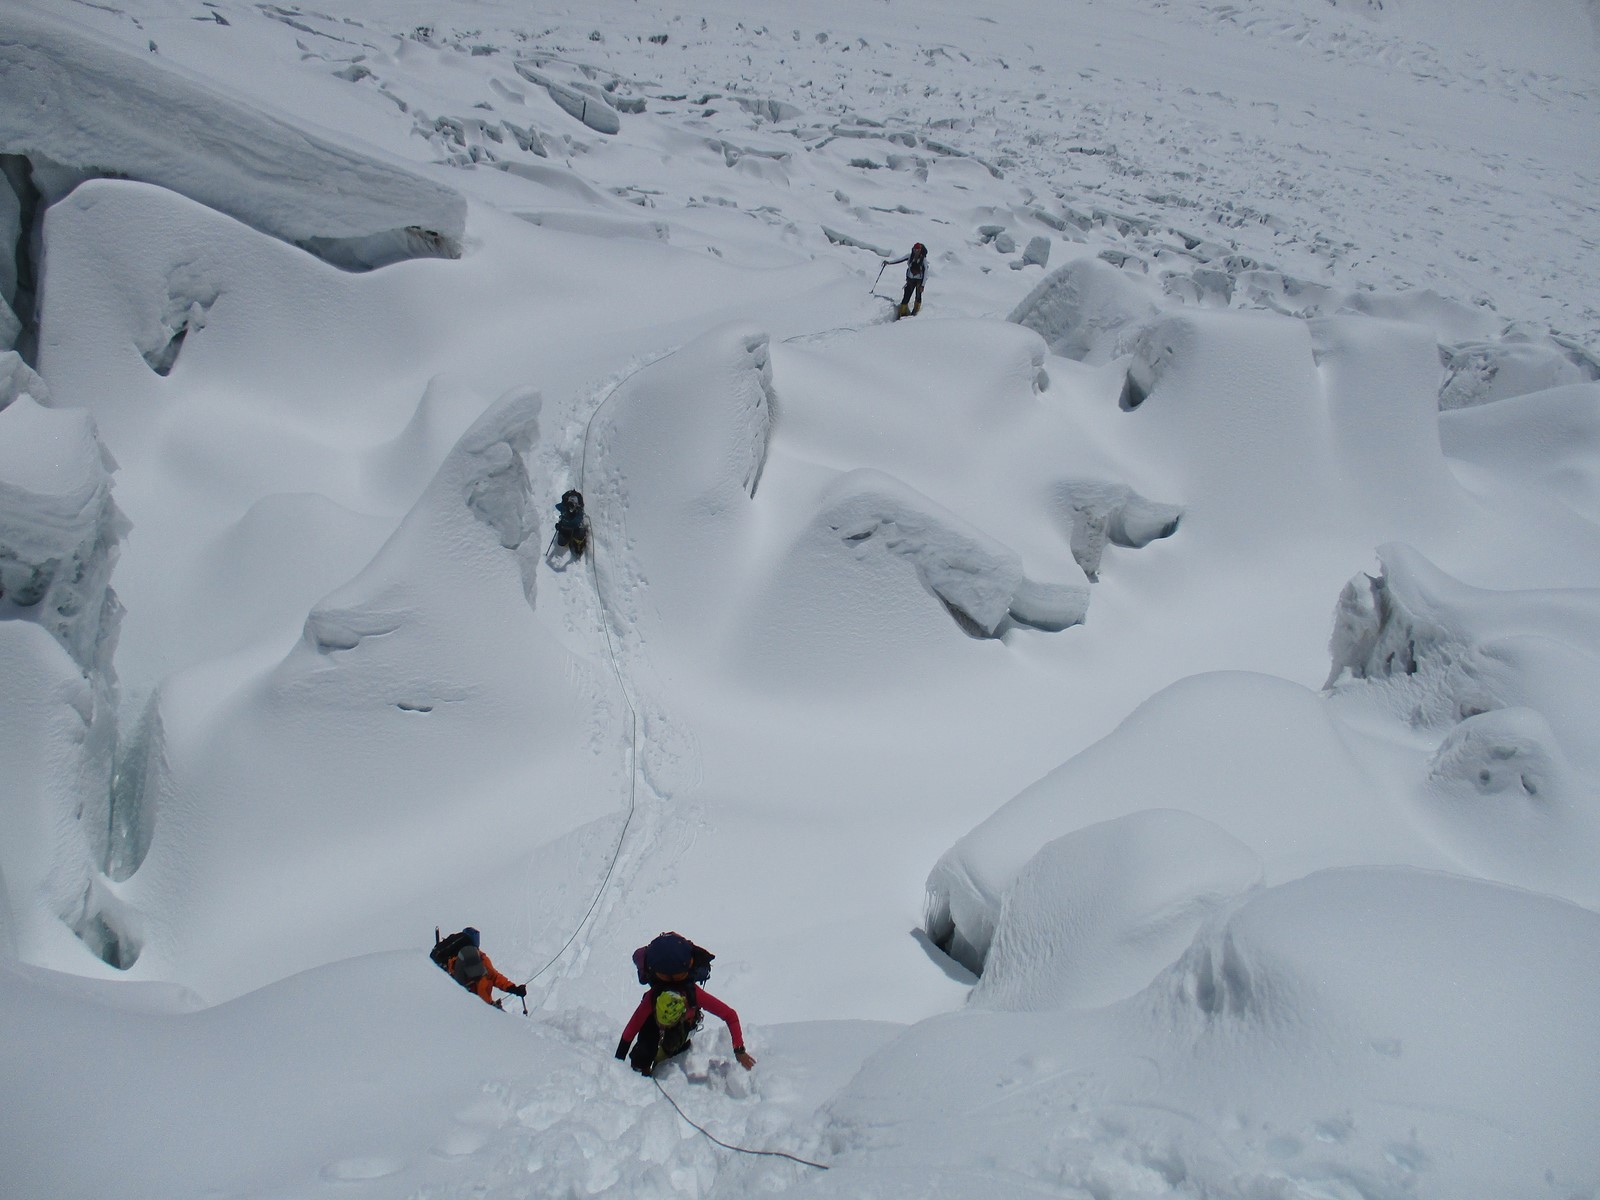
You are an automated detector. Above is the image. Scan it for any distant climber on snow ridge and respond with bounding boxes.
[431,926,526,1009]
[883,242,928,318]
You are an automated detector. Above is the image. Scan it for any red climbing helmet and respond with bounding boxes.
[912,242,926,254]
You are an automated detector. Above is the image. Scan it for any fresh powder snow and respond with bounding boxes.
[1,0,1597,1197]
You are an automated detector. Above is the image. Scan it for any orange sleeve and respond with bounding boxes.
[481,953,515,993]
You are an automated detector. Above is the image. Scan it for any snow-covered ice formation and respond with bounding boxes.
[1008,257,1162,363]
[35,177,495,706]
[1327,542,1600,904]
[1440,327,1600,410]
[1052,479,1181,580]
[0,2,465,342]
[0,357,126,964]
[0,374,125,677]
[792,469,1090,638]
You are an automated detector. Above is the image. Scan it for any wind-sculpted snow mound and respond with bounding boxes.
[821,868,1600,1200]
[756,470,1090,656]
[972,809,1261,1012]
[1328,543,1600,904]
[709,469,1091,693]
[38,179,493,702]
[583,323,775,660]
[0,8,464,279]
[686,318,1187,692]
[817,473,1030,637]
[1113,306,1467,540]
[107,388,629,1001]
[1017,247,1597,424]
[1050,479,1181,580]
[1441,381,1600,524]
[1,953,592,1200]
[40,178,462,414]
[925,672,1431,976]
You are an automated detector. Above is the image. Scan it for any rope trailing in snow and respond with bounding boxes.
[513,346,830,1171]
[652,1077,831,1171]
[518,346,828,1172]
[518,349,677,990]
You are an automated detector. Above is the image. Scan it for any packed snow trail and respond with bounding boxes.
[510,347,676,995]
[532,305,899,997]
[531,319,904,1166]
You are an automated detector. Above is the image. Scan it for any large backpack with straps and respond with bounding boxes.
[633,931,714,985]
[431,927,478,975]
[450,948,487,989]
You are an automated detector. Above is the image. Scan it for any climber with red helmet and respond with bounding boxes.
[883,242,928,317]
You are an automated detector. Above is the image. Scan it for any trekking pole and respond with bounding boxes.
[871,261,886,292]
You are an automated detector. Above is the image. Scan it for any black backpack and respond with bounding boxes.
[431,927,477,974]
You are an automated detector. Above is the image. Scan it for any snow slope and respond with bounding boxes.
[1,0,1597,1196]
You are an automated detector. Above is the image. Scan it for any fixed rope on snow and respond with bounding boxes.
[512,347,832,1172]
[652,1077,831,1171]
[517,349,678,991]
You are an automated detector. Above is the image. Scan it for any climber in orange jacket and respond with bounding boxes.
[438,932,525,1008]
